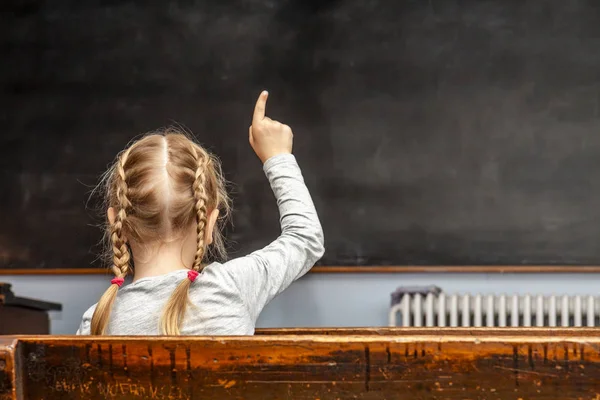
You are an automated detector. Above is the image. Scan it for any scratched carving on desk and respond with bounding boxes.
[25,348,192,400]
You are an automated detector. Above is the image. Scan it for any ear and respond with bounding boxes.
[107,207,116,225]
[204,209,220,245]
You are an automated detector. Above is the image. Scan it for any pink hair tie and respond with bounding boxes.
[187,270,199,282]
[111,277,125,287]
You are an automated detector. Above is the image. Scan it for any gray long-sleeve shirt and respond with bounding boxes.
[77,154,324,335]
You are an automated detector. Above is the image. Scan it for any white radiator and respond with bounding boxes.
[389,294,600,327]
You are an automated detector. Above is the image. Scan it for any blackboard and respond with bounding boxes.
[3,0,600,271]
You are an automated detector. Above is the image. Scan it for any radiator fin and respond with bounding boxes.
[389,294,600,327]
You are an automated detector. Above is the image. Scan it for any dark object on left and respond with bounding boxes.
[0,283,62,334]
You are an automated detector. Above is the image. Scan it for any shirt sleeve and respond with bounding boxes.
[76,304,95,335]
[222,154,325,322]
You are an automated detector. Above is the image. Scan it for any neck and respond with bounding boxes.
[130,240,194,281]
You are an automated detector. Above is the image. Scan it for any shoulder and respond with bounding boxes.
[197,262,238,288]
[203,256,263,284]
[76,303,98,335]
[187,260,252,298]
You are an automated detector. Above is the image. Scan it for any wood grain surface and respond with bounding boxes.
[1,328,600,399]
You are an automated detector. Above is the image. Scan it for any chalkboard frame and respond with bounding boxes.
[2,266,600,275]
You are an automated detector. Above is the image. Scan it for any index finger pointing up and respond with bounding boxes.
[253,90,269,123]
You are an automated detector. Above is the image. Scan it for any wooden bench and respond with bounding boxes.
[1,328,599,399]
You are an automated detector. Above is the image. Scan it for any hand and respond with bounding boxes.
[249,91,293,163]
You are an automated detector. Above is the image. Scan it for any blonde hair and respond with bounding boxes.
[90,128,230,335]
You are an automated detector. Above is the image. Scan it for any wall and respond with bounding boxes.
[2,273,599,334]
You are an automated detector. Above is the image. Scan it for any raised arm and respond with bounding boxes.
[221,91,324,322]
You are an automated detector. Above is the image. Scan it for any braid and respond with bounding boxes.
[112,149,132,276]
[90,148,132,335]
[160,144,209,335]
[192,148,209,271]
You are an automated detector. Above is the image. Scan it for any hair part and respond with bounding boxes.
[90,128,230,335]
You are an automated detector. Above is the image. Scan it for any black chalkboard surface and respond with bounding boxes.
[2,0,600,271]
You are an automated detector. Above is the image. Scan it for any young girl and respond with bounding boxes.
[77,91,324,335]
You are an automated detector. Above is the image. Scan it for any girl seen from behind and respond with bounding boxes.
[77,91,324,335]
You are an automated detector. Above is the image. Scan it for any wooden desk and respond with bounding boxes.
[0,283,62,335]
[1,328,599,399]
